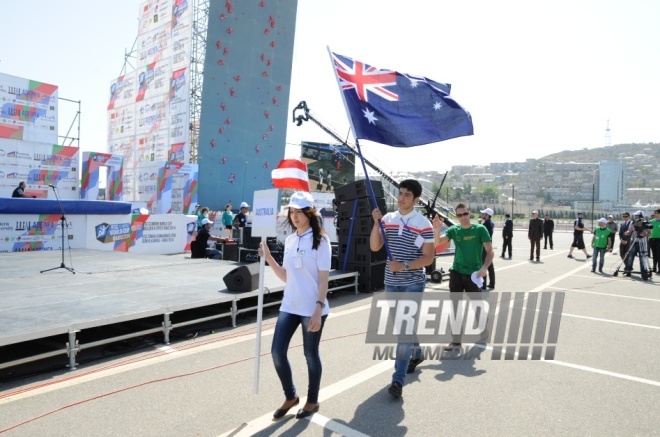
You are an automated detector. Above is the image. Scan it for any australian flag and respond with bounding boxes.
[331,52,474,147]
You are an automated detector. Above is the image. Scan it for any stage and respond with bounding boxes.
[0,248,357,372]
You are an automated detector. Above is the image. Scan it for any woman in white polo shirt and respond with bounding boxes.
[258,191,331,420]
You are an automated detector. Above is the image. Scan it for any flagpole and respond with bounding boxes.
[253,236,266,394]
[355,139,392,260]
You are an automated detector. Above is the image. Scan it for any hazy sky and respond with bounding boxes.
[2,0,659,174]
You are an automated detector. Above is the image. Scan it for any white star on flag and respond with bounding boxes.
[363,108,378,124]
[433,101,443,110]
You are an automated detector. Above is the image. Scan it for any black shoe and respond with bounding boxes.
[487,284,495,289]
[273,397,299,419]
[481,285,487,290]
[407,357,425,374]
[591,270,595,273]
[529,258,533,261]
[543,247,547,250]
[586,255,592,259]
[388,382,402,398]
[567,255,574,258]
[599,269,604,273]
[536,258,540,262]
[624,272,631,277]
[443,342,461,351]
[295,403,319,419]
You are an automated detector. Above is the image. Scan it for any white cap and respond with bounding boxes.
[201,218,213,225]
[608,215,613,218]
[532,210,538,214]
[286,191,314,209]
[480,208,494,216]
[240,201,249,208]
[598,218,607,224]
[634,210,644,216]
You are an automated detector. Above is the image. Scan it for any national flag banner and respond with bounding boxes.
[330,51,474,147]
[271,159,310,192]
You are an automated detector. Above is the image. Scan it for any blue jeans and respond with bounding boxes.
[385,282,425,385]
[624,241,647,274]
[205,248,222,259]
[592,247,606,271]
[271,311,327,404]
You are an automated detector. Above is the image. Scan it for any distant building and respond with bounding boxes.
[598,160,626,203]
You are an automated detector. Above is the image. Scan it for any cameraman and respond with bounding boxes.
[623,211,650,278]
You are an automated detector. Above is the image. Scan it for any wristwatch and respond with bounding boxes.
[403,261,410,271]
[316,300,326,309]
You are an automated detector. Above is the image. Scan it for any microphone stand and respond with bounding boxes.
[41,185,75,274]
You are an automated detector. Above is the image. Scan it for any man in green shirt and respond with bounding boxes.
[650,209,660,273]
[433,203,493,349]
[591,218,612,273]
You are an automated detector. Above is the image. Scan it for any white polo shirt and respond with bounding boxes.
[280,230,331,317]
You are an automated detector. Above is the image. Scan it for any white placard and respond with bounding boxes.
[251,189,279,238]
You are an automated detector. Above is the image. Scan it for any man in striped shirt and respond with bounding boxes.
[371,179,435,398]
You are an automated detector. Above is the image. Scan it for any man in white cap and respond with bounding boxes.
[192,218,226,259]
[236,201,250,228]
[480,208,495,289]
[606,215,618,254]
[591,218,612,273]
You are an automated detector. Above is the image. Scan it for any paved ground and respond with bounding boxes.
[0,230,658,436]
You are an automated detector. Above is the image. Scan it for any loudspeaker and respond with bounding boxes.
[335,180,384,202]
[223,263,260,292]
[337,197,387,219]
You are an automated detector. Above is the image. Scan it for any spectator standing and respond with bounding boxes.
[591,218,612,273]
[222,204,233,239]
[480,208,496,289]
[606,215,618,255]
[501,213,513,259]
[543,214,554,250]
[528,211,543,262]
[618,212,632,260]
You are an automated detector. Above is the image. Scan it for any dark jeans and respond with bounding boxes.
[624,242,647,274]
[271,311,327,404]
[530,238,541,259]
[592,247,606,271]
[544,232,553,249]
[205,248,222,259]
[501,237,512,258]
[448,270,483,345]
[619,240,630,260]
[385,282,425,385]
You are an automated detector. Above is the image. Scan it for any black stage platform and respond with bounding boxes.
[0,249,357,372]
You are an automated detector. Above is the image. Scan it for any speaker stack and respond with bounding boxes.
[334,180,387,293]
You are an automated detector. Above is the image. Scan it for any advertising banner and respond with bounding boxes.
[138,0,173,36]
[0,214,87,253]
[0,73,58,144]
[80,152,124,201]
[107,74,137,110]
[86,213,195,254]
[0,140,79,199]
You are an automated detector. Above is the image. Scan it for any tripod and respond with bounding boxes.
[41,186,75,274]
[613,233,650,280]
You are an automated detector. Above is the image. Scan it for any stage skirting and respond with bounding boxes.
[0,198,196,254]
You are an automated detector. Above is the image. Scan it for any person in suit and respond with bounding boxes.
[543,214,555,250]
[528,210,543,262]
[501,213,513,259]
[618,212,632,261]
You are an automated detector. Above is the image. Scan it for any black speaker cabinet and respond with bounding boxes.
[223,263,260,292]
[335,180,384,202]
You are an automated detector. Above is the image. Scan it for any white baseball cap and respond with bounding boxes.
[607,215,613,218]
[598,218,607,224]
[240,201,249,208]
[201,218,213,225]
[634,210,644,217]
[480,208,494,216]
[287,191,314,209]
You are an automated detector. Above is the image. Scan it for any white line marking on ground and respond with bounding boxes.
[219,361,392,437]
[309,413,371,437]
[542,360,660,387]
[560,313,660,330]
[548,286,660,302]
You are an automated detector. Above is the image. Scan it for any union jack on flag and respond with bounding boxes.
[333,56,398,102]
[330,51,474,148]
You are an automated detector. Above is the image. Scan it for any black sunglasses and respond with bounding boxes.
[456,212,470,217]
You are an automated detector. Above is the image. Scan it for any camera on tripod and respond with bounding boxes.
[633,219,652,235]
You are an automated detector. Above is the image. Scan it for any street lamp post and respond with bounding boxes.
[511,184,515,218]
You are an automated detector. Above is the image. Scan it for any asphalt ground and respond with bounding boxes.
[0,230,658,436]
